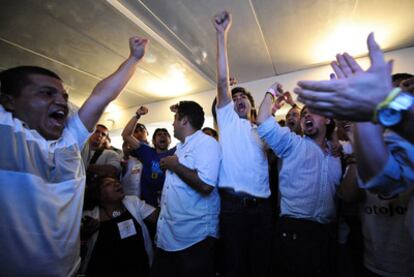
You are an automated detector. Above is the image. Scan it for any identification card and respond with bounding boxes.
[117,219,137,239]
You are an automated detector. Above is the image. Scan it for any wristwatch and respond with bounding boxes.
[376,90,413,127]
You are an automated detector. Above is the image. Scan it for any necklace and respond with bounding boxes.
[112,210,122,217]
[102,206,124,219]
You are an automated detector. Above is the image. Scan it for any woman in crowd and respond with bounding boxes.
[80,175,158,276]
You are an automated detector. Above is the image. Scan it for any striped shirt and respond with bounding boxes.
[258,117,342,223]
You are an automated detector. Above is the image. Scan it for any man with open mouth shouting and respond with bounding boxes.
[257,82,348,276]
[0,36,148,276]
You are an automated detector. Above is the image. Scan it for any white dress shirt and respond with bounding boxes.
[156,130,221,251]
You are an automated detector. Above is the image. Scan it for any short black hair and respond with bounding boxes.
[152,128,171,141]
[84,175,106,210]
[0,66,62,97]
[96,124,108,131]
[202,127,218,139]
[176,101,205,130]
[134,123,148,134]
[231,86,257,122]
[231,87,255,108]
[392,73,413,84]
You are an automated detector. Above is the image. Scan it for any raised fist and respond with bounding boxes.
[213,11,232,33]
[136,106,148,116]
[129,36,149,60]
[170,103,179,113]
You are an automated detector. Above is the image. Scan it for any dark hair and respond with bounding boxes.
[211,97,218,126]
[231,87,255,107]
[202,127,218,140]
[392,73,413,84]
[152,128,171,141]
[134,123,148,134]
[96,124,108,130]
[176,101,205,130]
[84,175,106,210]
[231,86,257,122]
[0,66,62,97]
[325,118,336,140]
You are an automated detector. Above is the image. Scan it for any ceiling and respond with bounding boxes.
[1,0,414,113]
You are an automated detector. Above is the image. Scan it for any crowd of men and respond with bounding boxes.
[0,10,413,277]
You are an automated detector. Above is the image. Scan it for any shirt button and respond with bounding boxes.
[282,232,287,237]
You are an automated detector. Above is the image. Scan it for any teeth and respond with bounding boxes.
[56,111,64,116]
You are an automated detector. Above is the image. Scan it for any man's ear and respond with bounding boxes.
[0,94,15,112]
[181,115,189,126]
[325,117,331,125]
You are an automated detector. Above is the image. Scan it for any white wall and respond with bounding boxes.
[105,46,414,148]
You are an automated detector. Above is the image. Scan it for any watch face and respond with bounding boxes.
[378,108,401,127]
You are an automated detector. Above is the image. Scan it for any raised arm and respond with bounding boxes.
[213,11,232,108]
[121,106,148,149]
[79,37,148,131]
[257,82,284,125]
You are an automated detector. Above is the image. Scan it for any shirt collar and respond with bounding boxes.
[177,130,202,149]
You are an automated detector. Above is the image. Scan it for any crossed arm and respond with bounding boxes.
[160,155,214,196]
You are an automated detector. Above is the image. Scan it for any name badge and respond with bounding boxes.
[117,219,137,239]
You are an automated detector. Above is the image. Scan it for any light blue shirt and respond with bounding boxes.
[156,130,221,251]
[358,130,414,195]
[258,117,342,223]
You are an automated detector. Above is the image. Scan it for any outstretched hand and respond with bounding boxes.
[213,11,232,34]
[129,36,149,60]
[294,33,393,121]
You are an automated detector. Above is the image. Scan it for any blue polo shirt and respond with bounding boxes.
[131,144,176,206]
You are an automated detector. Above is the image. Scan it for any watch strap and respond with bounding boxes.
[372,87,401,123]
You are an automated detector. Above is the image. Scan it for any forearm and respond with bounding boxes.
[257,93,274,125]
[172,164,214,196]
[145,208,160,225]
[79,56,141,130]
[353,122,388,182]
[121,115,141,149]
[93,56,140,103]
[337,164,365,203]
[216,33,231,107]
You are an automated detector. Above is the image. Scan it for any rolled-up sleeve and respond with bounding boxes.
[358,131,414,196]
